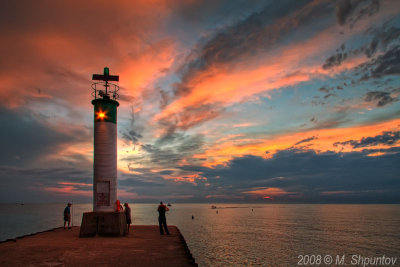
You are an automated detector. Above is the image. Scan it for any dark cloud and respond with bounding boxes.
[289,110,351,133]
[122,134,205,171]
[295,136,318,145]
[122,130,142,144]
[155,103,224,144]
[159,170,174,175]
[121,107,143,146]
[119,177,165,188]
[353,44,400,81]
[334,131,400,148]
[364,91,397,107]
[0,166,92,203]
[322,52,348,70]
[171,0,266,28]
[0,104,93,203]
[322,23,400,71]
[370,45,400,77]
[175,134,204,153]
[336,0,380,27]
[154,123,179,145]
[324,93,337,99]
[360,25,400,59]
[369,26,400,52]
[319,86,333,93]
[365,38,379,58]
[0,106,75,166]
[118,133,207,199]
[118,170,211,202]
[194,147,400,202]
[159,89,169,109]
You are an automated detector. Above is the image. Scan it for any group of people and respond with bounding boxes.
[122,202,170,235]
[63,201,170,235]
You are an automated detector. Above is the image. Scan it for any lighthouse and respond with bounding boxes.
[91,67,119,212]
[80,67,127,237]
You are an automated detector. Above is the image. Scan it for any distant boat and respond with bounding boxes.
[211,205,217,209]
[167,203,171,207]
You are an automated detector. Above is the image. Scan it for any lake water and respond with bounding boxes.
[1,203,399,266]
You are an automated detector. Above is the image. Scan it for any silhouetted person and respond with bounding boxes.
[158,201,170,235]
[124,203,132,233]
[192,215,194,220]
[63,203,72,229]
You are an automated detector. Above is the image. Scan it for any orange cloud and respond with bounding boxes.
[118,38,176,98]
[367,152,386,157]
[195,119,400,167]
[0,0,176,108]
[243,187,297,199]
[153,22,374,130]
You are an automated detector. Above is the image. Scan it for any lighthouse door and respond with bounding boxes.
[96,181,110,206]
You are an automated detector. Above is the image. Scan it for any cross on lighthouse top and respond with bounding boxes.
[92,67,119,82]
[91,67,120,101]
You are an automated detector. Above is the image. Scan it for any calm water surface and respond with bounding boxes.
[0,204,399,266]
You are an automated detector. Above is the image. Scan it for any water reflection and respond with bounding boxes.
[167,204,400,266]
[1,203,399,266]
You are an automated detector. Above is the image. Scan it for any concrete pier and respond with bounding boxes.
[80,211,127,237]
[0,225,197,267]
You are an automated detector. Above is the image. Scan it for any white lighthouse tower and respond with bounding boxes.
[80,67,127,237]
[91,67,119,212]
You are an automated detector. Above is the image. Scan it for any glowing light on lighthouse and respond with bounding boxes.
[96,111,106,120]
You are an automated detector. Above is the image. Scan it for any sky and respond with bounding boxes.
[1,0,399,203]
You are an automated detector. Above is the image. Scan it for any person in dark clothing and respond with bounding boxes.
[63,203,72,229]
[157,201,170,235]
[124,203,132,233]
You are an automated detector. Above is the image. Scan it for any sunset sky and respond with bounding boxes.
[1,0,399,203]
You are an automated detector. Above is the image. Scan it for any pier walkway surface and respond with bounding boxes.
[0,225,197,267]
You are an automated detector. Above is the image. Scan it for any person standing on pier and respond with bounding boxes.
[124,203,132,233]
[157,201,170,235]
[63,203,72,229]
